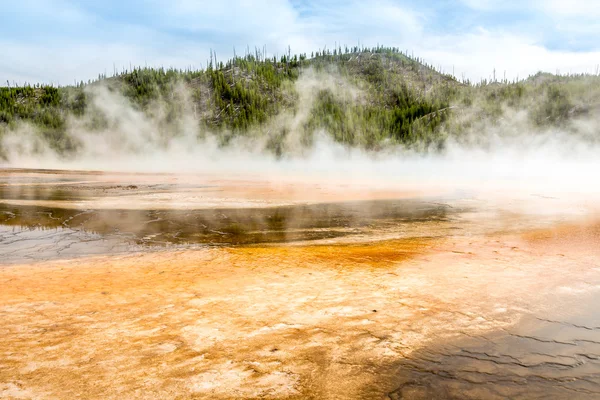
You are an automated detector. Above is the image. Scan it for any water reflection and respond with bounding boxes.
[0,200,454,247]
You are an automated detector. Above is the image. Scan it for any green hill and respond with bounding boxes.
[2,45,600,160]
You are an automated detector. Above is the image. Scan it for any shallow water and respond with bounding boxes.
[1,169,600,399]
[0,199,455,253]
[0,168,464,261]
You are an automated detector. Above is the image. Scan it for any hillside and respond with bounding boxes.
[2,45,600,160]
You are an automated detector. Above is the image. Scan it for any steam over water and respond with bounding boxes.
[1,168,600,399]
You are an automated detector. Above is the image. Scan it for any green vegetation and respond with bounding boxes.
[2,45,600,158]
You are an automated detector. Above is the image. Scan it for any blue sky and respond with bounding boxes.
[2,0,600,84]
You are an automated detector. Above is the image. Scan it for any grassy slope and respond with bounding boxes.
[2,46,600,159]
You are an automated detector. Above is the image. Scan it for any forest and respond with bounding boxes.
[2,45,600,158]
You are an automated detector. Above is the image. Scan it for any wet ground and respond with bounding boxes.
[1,169,600,399]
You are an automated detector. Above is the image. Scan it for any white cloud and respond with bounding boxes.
[2,0,600,85]
[541,0,600,18]
[458,0,504,10]
[418,29,600,82]
[460,0,600,16]
[0,38,208,86]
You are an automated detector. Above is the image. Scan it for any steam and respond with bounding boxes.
[2,68,600,197]
[0,68,367,173]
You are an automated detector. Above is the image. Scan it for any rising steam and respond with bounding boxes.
[2,68,600,197]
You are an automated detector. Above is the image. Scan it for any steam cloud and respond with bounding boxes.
[2,68,600,197]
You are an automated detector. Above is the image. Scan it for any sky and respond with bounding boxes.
[2,0,600,85]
